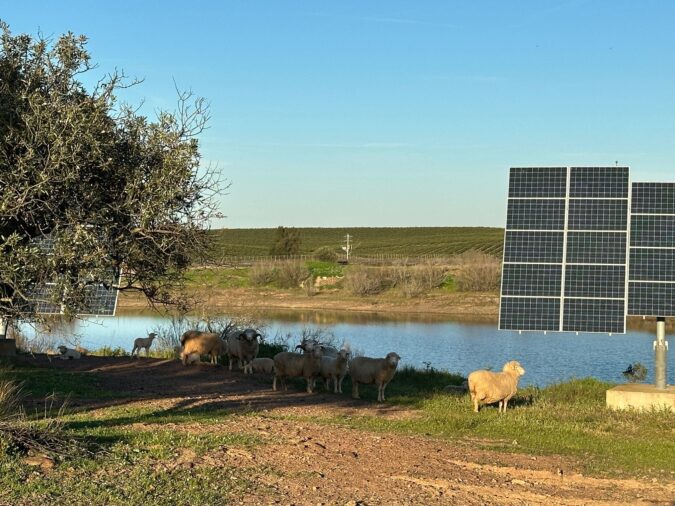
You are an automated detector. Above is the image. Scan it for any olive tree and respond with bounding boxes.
[0,24,221,332]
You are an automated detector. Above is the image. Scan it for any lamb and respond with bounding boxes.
[317,345,351,393]
[468,360,525,413]
[349,352,401,402]
[131,332,157,358]
[273,343,324,393]
[226,328,261,374]
[179,330,226,365]
[249,357,275,375]
[75,346,89,356]
[57,345,81,360]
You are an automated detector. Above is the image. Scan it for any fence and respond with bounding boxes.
[210,252,486,267]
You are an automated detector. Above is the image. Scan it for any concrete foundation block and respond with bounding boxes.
[606,384,675,412]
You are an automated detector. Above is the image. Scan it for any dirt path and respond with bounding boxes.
[19,356,675,505]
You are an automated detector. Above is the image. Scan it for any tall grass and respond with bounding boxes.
[452,250,501,291]
[343,266,393,295]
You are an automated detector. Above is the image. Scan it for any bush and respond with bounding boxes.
[344,266,393,296]
[276,260,310,288]
[313,246,338,262]
[452,251,501,291]
[249,262,278,286]
[393,261,448,297]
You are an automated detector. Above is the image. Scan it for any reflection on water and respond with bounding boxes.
[20,310,675,387]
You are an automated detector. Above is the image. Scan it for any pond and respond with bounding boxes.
[20,311,675,387]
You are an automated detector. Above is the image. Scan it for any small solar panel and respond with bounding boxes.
[499,167,630,333]
[627,182,675,316]
[27,236,119,316]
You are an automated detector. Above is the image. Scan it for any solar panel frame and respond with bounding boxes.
[499,167,630,334]
[26,235,120,317]
[627,182,675,317]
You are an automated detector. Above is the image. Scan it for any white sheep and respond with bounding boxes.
[249,357,275,375]
[349,352,401,402]
[75,346,89,356]
[317,345,351,393]
[273,343,324,393]
[57,345,81,360]
[468,360,525,413]
[131,332,157,358]
[226,329,260,373]
[180,330,226,365]
[295,337,338,358]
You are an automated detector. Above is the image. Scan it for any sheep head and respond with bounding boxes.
[386,352,401,367]
[57,345,68,354]
[148,332,157,340]
[503,361,525,377]
[238,328,260,343]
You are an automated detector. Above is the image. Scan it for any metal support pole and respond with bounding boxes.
[654,316,668,390]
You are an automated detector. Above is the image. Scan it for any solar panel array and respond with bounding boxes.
[27,236,119,316]
[499,167,630,333]
[628,183,675,316]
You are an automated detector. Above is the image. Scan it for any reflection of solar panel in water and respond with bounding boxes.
[27,236,119,316]
[628,183,675,316]
[499,167,630,333]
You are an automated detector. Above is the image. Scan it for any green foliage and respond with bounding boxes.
[209,227,504,258]
[93,346,129,357]
[0,24,219,321]
[269,226,301,256]
[185,267,251,288]
[622,362,648,383]
[306,260,343,278]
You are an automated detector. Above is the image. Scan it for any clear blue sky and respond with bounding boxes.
[3,1,675,228]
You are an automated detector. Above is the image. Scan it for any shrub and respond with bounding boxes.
[392,261,449,297]
[453,251,501,291]
[276,260,310,289]
[269,226,301,255]
[249,262,278,286]
[343,266,393,296]
[313,246,338,262]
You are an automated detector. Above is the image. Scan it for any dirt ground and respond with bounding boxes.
[17,356,675,505]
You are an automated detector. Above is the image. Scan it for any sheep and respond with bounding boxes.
[131,332,157,358]
[273,343,324,393]
[317,345,351,393]
[468,360,526,413]
[226,328,260,374]
[295,337,338,358]
[249,357,275,375]
[349,352,401,402]
[179,330,226,365]
[57,345,81,360]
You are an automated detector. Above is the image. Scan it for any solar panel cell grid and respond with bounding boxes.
[500,297,560,331]
[502,264,562,297]
[565,232,627,264]
[508,167,567,198]
[569,167,629,198]
[631,183,675,214]
[506,200,566,230]
[503,231,564,263]
[630,216,675,247]
[500,166,630,333]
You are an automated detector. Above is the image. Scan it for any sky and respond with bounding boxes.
[3,1,675,228]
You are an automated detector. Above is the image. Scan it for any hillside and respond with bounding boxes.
[208,227,504,258]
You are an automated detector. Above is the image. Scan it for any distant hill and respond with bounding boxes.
[207,227,504,258]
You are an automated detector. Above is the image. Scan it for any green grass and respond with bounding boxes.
[306,260,344,278]
[208,226,504,258]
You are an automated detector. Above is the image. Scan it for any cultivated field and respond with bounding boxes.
[208,227,504,259]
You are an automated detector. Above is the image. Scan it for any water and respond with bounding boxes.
[21,312,674,387]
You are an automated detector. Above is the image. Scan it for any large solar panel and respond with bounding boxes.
[499,167,630,333]
[27,236,119,316]
[628,183,675,316]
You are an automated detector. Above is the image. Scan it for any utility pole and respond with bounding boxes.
[341,234,352,262]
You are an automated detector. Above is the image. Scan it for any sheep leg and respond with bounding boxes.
[273,375,278,391]
[472,394,479,413]
[337,376,344,394]
[228,356,233,371]
[352,382,359,399]
[333,376,339,394]
[131,346,138,358]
